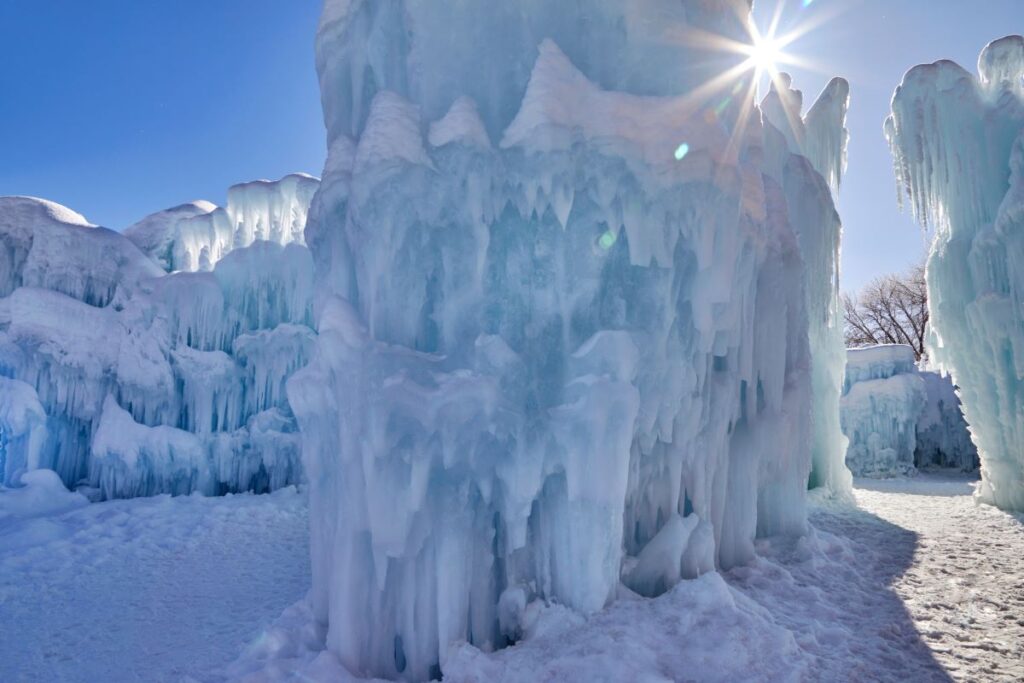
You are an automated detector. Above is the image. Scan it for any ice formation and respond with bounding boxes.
[125,173,318,272]
[0,175,318,496]
[290,1,850,679]
[841,345,926,478]
[761,74,852,494]
[886,35,1024,509]
[915,370,979,471]
[840,345,979,477]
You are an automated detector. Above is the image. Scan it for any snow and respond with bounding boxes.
[4,472,1022,682]
[0,482,309,682]
[0,196,162,307]
[0,187,316,498]
[846,477,1024,681]
[885,34,1024,511]
[293,0,854,678]
[0,468,87,523]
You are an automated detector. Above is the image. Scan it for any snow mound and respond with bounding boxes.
[0,468,88,523]
[0,196,163,306]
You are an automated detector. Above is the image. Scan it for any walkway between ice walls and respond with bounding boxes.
[285,0,853,679]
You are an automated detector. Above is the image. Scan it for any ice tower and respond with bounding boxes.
[761,74,852,495]
[886,35,1024,510]
[289,1,851,679]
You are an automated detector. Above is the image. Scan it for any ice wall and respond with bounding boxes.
[291,1,850,679]
[916,370,979,471]
[0,183,317,496]
[841,345,925,478]
[761,75,852,495]
[124,173,318,272]
[840,346,978,476]
[886,35,1024,510]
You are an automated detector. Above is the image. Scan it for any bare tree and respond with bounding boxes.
[842,263,929,360]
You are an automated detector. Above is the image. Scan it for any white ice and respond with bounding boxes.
[124,174,318,273]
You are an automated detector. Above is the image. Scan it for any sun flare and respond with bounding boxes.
[746,35,785,77]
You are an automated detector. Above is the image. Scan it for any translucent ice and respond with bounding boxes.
[761,75,852,495]
[915,370,979,472]
[291,1,851,678]
[886,35,1024,509]
[0,377,46,486]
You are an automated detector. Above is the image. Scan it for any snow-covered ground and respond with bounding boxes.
[0,480,309,682]
[2,472,1021,682]
[848,475,1024,681]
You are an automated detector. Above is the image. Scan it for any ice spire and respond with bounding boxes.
[761,74,853,496]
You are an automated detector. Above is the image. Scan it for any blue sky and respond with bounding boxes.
[0,1,324,229]
[1,0,1020,292]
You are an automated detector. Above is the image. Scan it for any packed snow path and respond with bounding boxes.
[851,477,1024,681]
[0,487,309,682]
[731,473,1024,682]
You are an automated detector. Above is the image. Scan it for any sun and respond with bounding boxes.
[746,35,785,78]
[739,17,798,84]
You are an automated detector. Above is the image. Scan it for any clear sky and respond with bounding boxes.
[1,0,1020,292]
[0,1,325,230]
